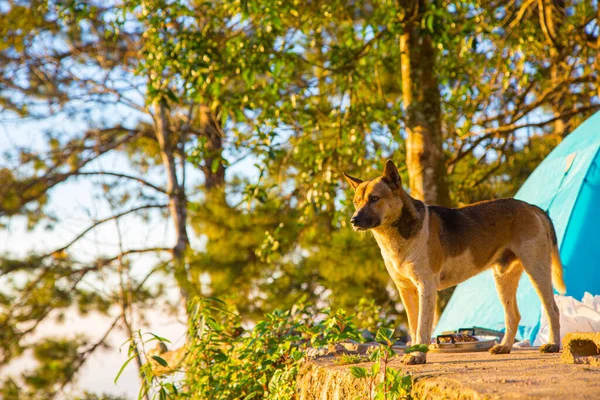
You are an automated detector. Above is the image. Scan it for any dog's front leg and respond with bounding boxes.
[397,285,419,344]
[402,280,436,365]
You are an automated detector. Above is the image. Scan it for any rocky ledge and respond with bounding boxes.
[298,347,600,399]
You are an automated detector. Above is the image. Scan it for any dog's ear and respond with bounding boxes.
[343,172,363,190]
[382,160,401,189]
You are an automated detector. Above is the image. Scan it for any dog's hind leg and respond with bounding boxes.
[490,259,523,355]
[520,252,561,353]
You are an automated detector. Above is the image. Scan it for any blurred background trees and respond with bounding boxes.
[1,0,599,397]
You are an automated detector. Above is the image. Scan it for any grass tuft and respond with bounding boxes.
[333,353,370,365]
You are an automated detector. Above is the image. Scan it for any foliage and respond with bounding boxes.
[354,297,399,334]
[120,296,360,399]
[73,392,130,400]
[0,336,86,399]
[349,328,412,400]
[2,0,600,396]
[403,344,430,354]
[334,353,371,366]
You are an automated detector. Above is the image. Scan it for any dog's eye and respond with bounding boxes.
[369,196,379,203]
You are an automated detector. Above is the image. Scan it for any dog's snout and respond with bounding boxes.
[350,210,379,231]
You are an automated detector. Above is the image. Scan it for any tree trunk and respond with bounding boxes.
[154,102,192,306]
[198,105,226,193]
[399,0,451,207]
[597,3,600,99]
[539,0,565,136]
[399,0,453,326]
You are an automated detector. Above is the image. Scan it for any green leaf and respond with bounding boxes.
[165,88,179,103]
[427,14,434,32]
[148,333,171,343]
[371,361,380,375]
[170,383,179,395]
[206,317,223,331]
[118,337,132,350]
[241,0,249,18]
[206,296,226,305]
[349,366,367,379]
[221,111,228,127]
[404,344,430,354]
[211,158,221,173]
[152,355,169,367]
[376,327,394,346]
[114,354,136,384]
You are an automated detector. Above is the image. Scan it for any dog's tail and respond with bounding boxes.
[551,245,566,295]
[536,205,566,295]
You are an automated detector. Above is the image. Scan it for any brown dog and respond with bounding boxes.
[344,160,565,365]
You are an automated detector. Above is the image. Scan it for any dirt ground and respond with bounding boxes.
[299,348,600,400]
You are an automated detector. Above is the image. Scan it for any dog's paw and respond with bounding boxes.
[539,343,560,353]
[402,351,427,365]
[489,344,512,355]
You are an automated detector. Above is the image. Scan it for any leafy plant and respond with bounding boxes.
[354,297,399,335]
[404,344,430,354]
[118,296,360,399]
[333,354,370,366]
[349,328,412,400]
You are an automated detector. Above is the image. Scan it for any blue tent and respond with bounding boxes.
[435,111,600,342]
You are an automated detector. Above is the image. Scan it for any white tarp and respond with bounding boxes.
[533,292,600,346]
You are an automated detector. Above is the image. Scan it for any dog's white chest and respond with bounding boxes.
[376,236,430,285]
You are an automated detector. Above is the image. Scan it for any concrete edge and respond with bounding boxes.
[412,375,490,400]
[561,332,600,366]
[297,361,489,400]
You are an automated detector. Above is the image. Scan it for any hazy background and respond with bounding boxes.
[2,0,599,398]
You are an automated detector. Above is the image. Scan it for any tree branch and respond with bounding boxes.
[89,247,173,272]
[48,204,168,257]
[0,130,140,217]
[75,172,167,193]
[478,105,600,137]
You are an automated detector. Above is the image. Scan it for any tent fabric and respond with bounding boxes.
[435,112,600,342]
